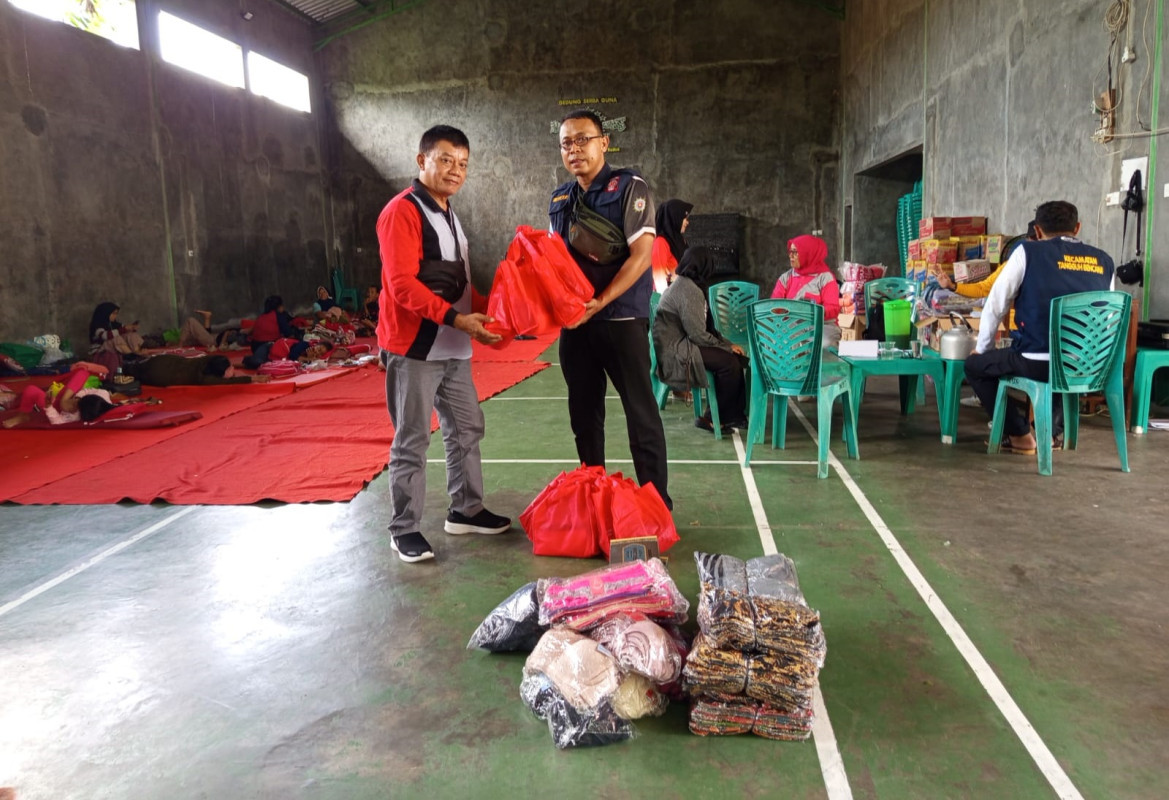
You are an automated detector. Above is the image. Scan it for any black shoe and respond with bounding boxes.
[722,418,749,430]
[390,532,434,562]
[695,416,715,432]
[445,508,512,535]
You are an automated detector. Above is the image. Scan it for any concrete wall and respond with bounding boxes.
[841,0,1169,317]
[319,0,843,294]
[0,0,333,347]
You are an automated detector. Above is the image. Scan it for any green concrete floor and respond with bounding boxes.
[2,345,1168,800]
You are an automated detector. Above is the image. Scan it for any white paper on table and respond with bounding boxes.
[1147,419,1169,430]
[839,340,879,358]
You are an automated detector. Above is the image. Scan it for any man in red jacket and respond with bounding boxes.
[377,125,509,563]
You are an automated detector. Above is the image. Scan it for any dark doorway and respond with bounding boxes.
[852,150,923,275]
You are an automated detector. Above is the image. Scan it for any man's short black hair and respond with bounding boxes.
[1034,202,1079,235]
[561,110,604,136]
[204,355,231,378]
[419,125,470,155]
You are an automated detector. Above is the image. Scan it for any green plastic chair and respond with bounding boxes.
[1131,348,1169,434]
[863,277,919,323]
[743,299,858,479]
[708,280,760,349]
[648,292,670,410]
[987,291,1131,476]
[331,268,360,312]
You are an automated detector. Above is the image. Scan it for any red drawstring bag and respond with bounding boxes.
[520,466,605,558]
[485,257,556,345]
[601,480,680,558]
[522,465,680,559]
[508,226,594,329]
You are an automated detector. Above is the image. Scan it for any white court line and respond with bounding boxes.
[731,429,853,800]
[0,506,199,620]
[785,404,1084,800]
[429,458,818,466]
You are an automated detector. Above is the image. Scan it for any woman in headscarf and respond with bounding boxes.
[652,246,748,433]
[770,234,842,350]
[651,199,694,291]
[89,301,146,356]
[313,285,350,322]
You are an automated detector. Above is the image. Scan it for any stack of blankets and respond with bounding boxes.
[683,552,827,741]
[470,558,690,749]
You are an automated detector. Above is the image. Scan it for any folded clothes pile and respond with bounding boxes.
[684,552,827,741]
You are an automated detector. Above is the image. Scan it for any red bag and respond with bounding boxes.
[520,466,605,558]
[485,257,555,344]
[258,359,300,378]
[522,465,680,559]
[601,480,680,558]
[508,226,594,329]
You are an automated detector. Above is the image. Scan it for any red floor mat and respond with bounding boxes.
[10,361,548,505]
[471,332,558,362]
[0,382,294,501]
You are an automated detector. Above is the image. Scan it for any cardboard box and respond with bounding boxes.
[907,238,921,260]
[949,216,988,236]
[916,313,1007,350]
[919,217,952,238]
[837,312,866,341]
[922,239,958,264]
[984,233,1009,263]
[955,236,984,261]
[953,259,992,282]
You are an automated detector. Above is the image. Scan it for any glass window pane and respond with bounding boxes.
[158,10,244,90]
[247,51,312,114]
[8,0,139,50]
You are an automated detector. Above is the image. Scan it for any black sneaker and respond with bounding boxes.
[444,508,512,535]
[390,532,434,563]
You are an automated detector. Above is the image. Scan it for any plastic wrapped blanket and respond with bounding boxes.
[682,632,818,710]
[588,612,685,685]
[689,692,814,741]
[694,552,826,664]
[538,558,689,630]
[520,672,636,749]
[466,582,546,652]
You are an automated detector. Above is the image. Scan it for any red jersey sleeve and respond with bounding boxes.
[378,194,456,325]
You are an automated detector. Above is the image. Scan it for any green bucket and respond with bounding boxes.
[883,299,912,348]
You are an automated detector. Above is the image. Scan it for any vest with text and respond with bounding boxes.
[1013,237,1115,353]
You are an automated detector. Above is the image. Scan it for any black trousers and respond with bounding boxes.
[697,346,747,423]
[964,348,1062,438]
[560,318,671,509]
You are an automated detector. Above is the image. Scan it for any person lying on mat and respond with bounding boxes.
[2,362,144,428]
[177,310,246,351]
[124,354,271,387]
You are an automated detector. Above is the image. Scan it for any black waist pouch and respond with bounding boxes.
[569,197,629,266]
[418,259,468,303]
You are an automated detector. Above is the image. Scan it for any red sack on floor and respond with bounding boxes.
[485,256,556,345]
[520,466,606,558]
[509,226,593,329]
[600,480,680,558]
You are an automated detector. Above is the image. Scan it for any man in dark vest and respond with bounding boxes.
[549,110,671,509]
[964,200,1116,454]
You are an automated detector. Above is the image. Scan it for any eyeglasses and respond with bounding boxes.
[559,134,605,152]
[431,153,469,172]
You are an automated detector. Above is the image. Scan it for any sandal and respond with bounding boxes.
[985,437,1037,455]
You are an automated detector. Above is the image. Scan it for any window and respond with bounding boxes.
[157,10,244,90]
[8,0,139,49]
[247,51,311,114]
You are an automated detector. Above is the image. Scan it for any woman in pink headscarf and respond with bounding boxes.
[770,234,842,350]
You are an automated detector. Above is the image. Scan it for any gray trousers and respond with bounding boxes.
[383,353,486,537]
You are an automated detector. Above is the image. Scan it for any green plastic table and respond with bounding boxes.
[833,346,949,442]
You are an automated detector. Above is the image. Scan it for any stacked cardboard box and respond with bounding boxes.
[913,216,990,282]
